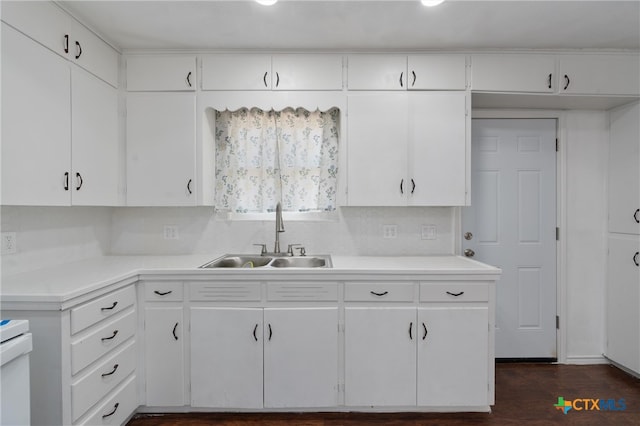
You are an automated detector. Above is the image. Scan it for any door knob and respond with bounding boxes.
[464,248,475,257]
[464,232,473,240]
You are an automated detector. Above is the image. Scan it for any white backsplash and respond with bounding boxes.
[109,206,456,257]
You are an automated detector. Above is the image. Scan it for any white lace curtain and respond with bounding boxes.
[214,107,339,213]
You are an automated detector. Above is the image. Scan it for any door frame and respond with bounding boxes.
[460,109,567,363]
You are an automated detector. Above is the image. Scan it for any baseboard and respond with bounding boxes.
[564,355,609,365]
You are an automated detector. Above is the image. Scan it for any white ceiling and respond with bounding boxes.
[58,0,640,52]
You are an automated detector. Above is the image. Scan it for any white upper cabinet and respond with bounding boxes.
[347,92,468,206]
[271,54,343,90]
[609,101,640,235]
[348,55,408,90]
[201,54,343,91]
[1,0,119,88]
[126,55,197,91]
[471,54,555,93]
[2,23,120,206]
[1,23,71,206]
[559,54,640,96]
[348,54,467,90]
[407,55,467,90]
[126,93,196,206]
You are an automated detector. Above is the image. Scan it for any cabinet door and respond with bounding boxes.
[127,55,196,91]
[408,92,467,206]
[408,55,467,90]
[344,307,416,406]
[471,54,555,93]
[1,1,70,59]
[190,308,263,408]
[71,67,120,206]
[347,93,408,206]
[272,55,343,90]
[126,93,196,206]
[264,308,338,408]
[559,55,640,96]
[69,20,119,88]
[202,54,272,90]
[348,55,407,90]
[609,101,640,235]
[1,23,71,206]
[606,235,640,374]
[418,307,489,406]
[144,307,185,406]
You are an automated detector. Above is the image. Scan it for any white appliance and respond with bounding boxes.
[0,319,32,426]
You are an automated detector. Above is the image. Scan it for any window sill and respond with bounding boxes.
[215,210,339,222]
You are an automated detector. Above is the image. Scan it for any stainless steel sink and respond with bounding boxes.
[270,256,329,268]
[200,256,273,268]
[199,254,331,269]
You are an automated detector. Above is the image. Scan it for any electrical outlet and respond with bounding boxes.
[421,225,437,240]
[1,232,17,254]
[382,224,398,239]
[164,225,179,240]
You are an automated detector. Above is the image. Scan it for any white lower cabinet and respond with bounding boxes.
[345,307,417,406]
[417,307,489,406]
[144,306,185,406]
[190,306,339,409]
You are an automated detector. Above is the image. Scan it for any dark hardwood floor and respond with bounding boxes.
[128,363,640,425]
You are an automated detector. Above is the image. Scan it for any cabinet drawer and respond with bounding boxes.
[71,309,136,375]
[71,286,136,334]
[344,282,415,302]
[72,340,136,421]
[267,282,338,301]
[144,281,183,301]
[75,374,137,426]
[190,281,261,301]
[420,283,488,302]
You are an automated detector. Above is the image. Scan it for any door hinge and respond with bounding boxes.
[556,227,559,241]
[556,315,560,329]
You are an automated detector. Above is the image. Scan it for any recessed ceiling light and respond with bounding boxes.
[256,0,278,5]
[421,0,446,6]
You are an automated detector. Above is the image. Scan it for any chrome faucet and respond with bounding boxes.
[274,201,285,254]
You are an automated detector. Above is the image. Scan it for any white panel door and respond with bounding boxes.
[264,308,338,408]
[606,234,640,373]
[71,67,120,205]
[190,308,263,408]
[609,102,640,235]
[69,19,120,88]
[126,93,196,206]
[347,93,408,206]
[1,23,71,206]
[462,119,557,358]
[471,55,555,93]
[344,307,416,406]
[408,92,467,206]
[201,54,272,90]
[144,307,185,406]
[417,307,488,406]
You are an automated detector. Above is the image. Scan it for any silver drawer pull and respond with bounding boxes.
[370,291,388,297]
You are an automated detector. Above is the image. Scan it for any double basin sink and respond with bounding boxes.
[200,254,332,269]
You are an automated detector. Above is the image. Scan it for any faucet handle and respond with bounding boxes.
[253,244,267,256]
[297,247,307,257]
[287,244,302,256]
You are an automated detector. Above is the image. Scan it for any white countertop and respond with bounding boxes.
[1,254,500,308]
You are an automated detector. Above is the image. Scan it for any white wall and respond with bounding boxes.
[108,206,456,256]
[0,207,112,276]
[563,110,608,363]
